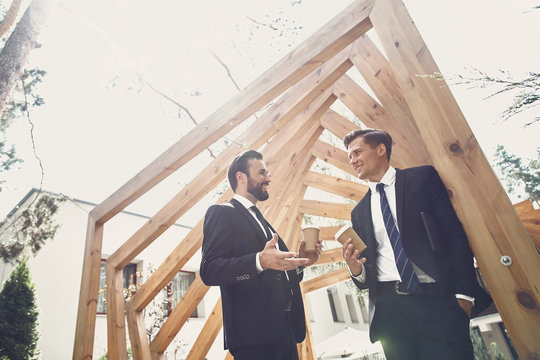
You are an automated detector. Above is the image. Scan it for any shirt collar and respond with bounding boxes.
[233,194,256,209]
[368,166,396,193]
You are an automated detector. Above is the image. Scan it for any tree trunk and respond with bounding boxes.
[0,0,51,118]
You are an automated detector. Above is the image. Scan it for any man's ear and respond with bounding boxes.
[377,143,387,157]
[236,171,247,186]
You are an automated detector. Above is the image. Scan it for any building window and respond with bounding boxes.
[165,270,198,318]
[97,260,138,314]
[327,287,344,322]
[345,294,359,323]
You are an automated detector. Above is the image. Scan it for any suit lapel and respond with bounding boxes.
[395,168,406,231]
[230,198,268,245]
[356,191,377,249]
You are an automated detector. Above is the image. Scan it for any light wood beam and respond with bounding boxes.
[185,299,223,360]
[304,171,367,201]
[311,140,356,176]
[126,305,152,360]
[73,216,103,360]
[301,267,350,294]
[299,200,355,220]
[150,277,209,358]
[349,34,431,165]
[320,109,359,140]
[107,51,352,270]
[106,263,127,360]
[320,226,343,240]
[317,248,344,265]
[90,0,374,225]
[333,74,418,168]
[370,1,540,357]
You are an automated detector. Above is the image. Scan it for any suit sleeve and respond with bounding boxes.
[200,205,260,287]
[427,166,478,296]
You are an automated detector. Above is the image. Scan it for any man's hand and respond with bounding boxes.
[298,238,323,267]
[260,234,310,271]
[457,298,473,319]
[342,238,366,276]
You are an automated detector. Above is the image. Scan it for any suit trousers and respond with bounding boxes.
[229,312,299,360]
[371,282,474,360]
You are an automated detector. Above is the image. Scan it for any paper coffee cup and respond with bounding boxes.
[335,224,366,253]
[301,225,320,252]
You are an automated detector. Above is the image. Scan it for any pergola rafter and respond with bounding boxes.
[73,1,540,359]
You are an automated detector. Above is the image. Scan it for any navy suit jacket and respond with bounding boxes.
[200,198,306,350]
[350,166,491,334]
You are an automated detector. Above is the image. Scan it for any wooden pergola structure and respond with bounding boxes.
[73,0,540,359]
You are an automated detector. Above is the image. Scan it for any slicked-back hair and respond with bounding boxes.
[228,150,263,192]
[343,128,393,161]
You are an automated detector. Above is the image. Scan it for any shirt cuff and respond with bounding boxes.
[455,294,475,305]
[255,252,264,273]
[348,264,366,282]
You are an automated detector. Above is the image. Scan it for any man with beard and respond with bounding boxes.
[200,150,322,360]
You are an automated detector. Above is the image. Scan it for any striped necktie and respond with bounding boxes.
[376,183,419,291]
[250,206,272,241]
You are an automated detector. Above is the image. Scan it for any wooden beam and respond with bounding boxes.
[106,263,127,360]
[349,34,431,165]
[73,216,103,360]
[185,299,223,360]
[90,0,374,224]
[304,170,367,201]
[299,200,355,220]
[514,199,536,216]
[150,277,210,357]
[299,291,317,360]
[319,109,359,140]
[333,74,419,168]
[370,1,540,357]
[301,267,350,294]
[311,140,357,176]
[317,248,344,265]
[126,305,152,360]
[320,226,343,241]
[107,51,352,271]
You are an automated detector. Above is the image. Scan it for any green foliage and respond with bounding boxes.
[0,260,39,360]
[0,193,66,264]
[494,145,540,206]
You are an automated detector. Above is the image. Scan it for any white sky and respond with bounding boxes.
[1,0,539,221]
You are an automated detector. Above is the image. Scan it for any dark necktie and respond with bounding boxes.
[376,183,419,291]
[250,206,272,241]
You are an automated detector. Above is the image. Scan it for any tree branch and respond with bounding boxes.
[0,0,23,39]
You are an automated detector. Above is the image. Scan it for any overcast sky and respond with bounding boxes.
[1,0,539,221]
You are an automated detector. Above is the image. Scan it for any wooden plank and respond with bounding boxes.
[107,52,352,270]
[299,200,355,220]
[317,248,343,265]
[514,200,535,216]
[319,109,359,140]
[370,1,540,357]
[90,0,374,224]
[299,291,317,360]
[320,226,343,240]
[72,216,103,360]
[304,170,367,201]
[311,140,357,176]
[106,263,127,360]
[185,299,223,360]
[301,267,350,294]
[150,277,210,357]
[349,35,431,165]
[126,305,152,360]
[333,74,419,168]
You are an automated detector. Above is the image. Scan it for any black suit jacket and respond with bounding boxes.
[200,198,306,350]
[350,166,491,333]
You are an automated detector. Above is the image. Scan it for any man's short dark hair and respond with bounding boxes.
[343,128,393,161]
[228,150,263,191]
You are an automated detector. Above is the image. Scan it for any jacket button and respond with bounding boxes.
[276,273,282,281]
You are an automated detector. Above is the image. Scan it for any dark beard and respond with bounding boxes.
[247,177,269,201]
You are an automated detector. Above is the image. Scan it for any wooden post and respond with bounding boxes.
[370,1,540,357]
